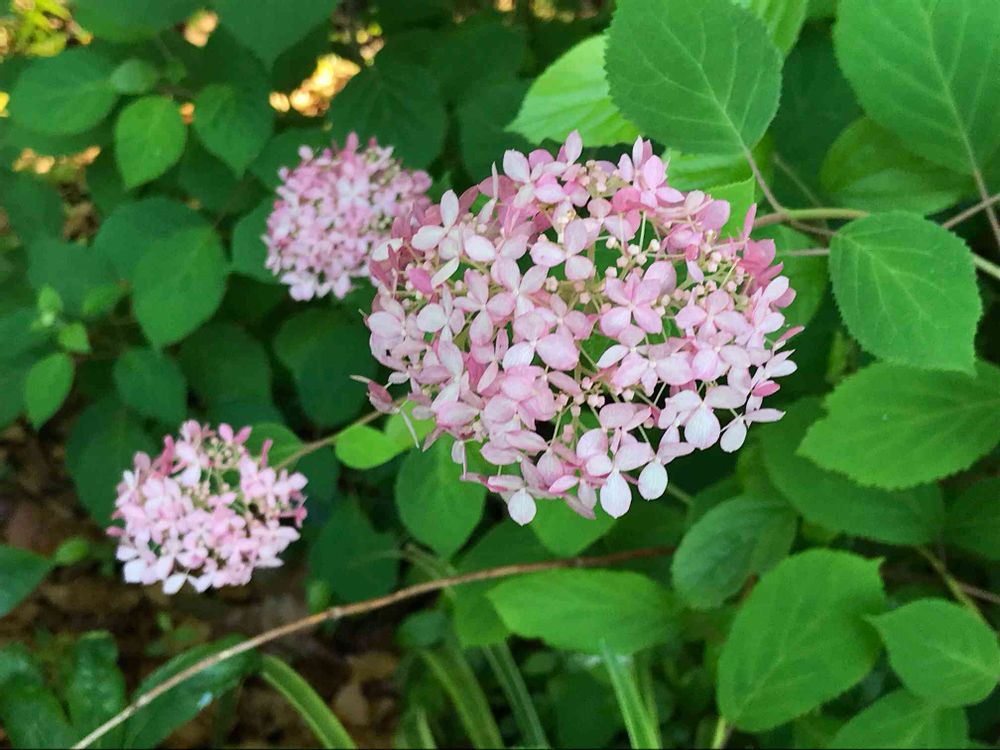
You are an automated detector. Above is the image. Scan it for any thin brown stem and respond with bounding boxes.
[754,207,869,229]
[72,546,675,749]
[916,547,984,621]
[971,169,1000,249]
[942,191,1000,230]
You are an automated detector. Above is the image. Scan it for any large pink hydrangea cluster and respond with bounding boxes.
[366,133,799,525]
[108,422,308,594]
[265,132,432,300]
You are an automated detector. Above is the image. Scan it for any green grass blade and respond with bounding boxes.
[419,644,505,748]
[483,644,550,748]
[259,654,356,749]
[600,643,661,749]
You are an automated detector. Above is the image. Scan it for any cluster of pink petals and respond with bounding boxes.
[265,132,432,300]
[108,422,308,594]
[366,132,799,525]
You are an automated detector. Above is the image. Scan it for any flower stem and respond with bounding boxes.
[916,547,984,620]
[972,253,1000,282]
[72,546,676,750]
[753,207,869,228]
[711,717,731,749]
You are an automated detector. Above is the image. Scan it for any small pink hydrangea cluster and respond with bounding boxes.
[108,422,308,594]
[366,133,799,525]
[265,132,433,300]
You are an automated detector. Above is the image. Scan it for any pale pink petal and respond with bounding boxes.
[536,333,579,371]
[508,489,536,525]
[600,471,631,518]
[638,462,667,500]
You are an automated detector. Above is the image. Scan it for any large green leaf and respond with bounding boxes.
[511,36,638,147]
[231,199,277,283]
[114,96,187,189]
[132,225,228,348]
[0,645,75,749]
[178,322,271,406]
[65,632,127,749]
[193,84,273,176]
[0,172,63,242]
[93,198,204,279]
[427,22,526,103]
[24,353,73,429]
[395,440,485,559]
[606,0,782,155]
[309,500,398,603]
[672,495,796,610]
[457,79,531,178]
[733,0,809,55]
[946,479,1000,561]
[489,569,677,655]
[829,690,969,749]
[327,58,446,169]
[800,362,1000,489]
[760,398,945,544]
[830,213,981,373]
[870,599,1000,707]
[112,348,188,426]
[529,500,617,557]
[821,118,970,215]
[717,549,886,731]
[27,238,116,317]
[212,0,337,69]
[9,48,117,136]
[335,424,404,470]
[834,0,1000,174]
[0,545,52,618]
[75,0,198,42]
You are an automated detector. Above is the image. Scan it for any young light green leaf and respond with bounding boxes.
[830,213,981,372]
[9,48,117,135]
[946,479,1000,561]
[733,0,809,55]
[800,362,1000,490]
[113,348,187,426]
[109,59,159,95]
[672,496,797,610]
[114,96,187,189]
[760,398,945,544]
[870,599,1000,707]
[132,225,228,348]
[193,84,273,176]
[65,632,127,749]
[529,499,616,557]
[335,424,402,470]
[717,549,887,731]
[25,352,75,428]
[829,690,969,749]
[511,36,638,147]
[327,59,446,169]
[821,118,970,215]
[212,0,337,69]
[834,0,1000,174]
[489,569,677,655]
[606,0,782,155]
[395,440,485,559]
[0,545,52,618]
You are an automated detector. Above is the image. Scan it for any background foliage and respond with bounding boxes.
[1,0,999,748]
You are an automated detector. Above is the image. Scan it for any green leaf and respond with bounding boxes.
[760,398,945,544]
[489,569,677,655]
[212,0,337,69]
[511,36,638,147]
[9,48,118,135]
[529,500,617,556]
[606,0,782,155]
[717,549,887,731]
[58,322,91,354]
[25,352,75,428]
[132,225,228,348]
[260,655,357,749]
[75,0,198,42]
[250,127,329,188]
[821,118,970,215]
[672,495,797,610]
[834,0,1000,174]
[178,322,271,405]
[309,500,397,603]
[110,59,159,95]
[601,646,662,750]
[93,198,204,279]
[0,646,75,749]
[800,362,1000,489]
[123,636,261,749]
[0,356,32,430]
[177,139,262,215]
[114,96,187,189]
[457,79,531,178]
[706,176,756,238]
[193,84,273,176]
[232,199,277,283]
[65,632,127,749]
[0,545,52,618]
[755,224,828,328]
[0,171,63,242]
[427,22,526,103]
[335,424,402,470]
[418,645,505,749]
[946,479,1000,561]
[733,0,809,55]
[113,348,187,426]
[870,599,1000,707]
[245,422,303,465]
[829,690,969,749]
[27,238,116,316]
[830,213,981,373]
[395,440,485,559]
[327,58,446,169]
[66,398,156,525]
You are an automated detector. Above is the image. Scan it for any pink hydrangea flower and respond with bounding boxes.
[365,132,798,525]
[107,422,308,594]
[264,133,432,300]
